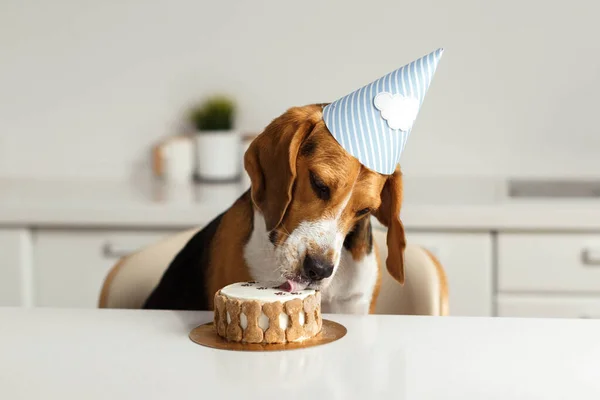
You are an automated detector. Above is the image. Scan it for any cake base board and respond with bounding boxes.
[189,319,346,352]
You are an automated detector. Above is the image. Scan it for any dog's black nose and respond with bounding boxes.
[303,255,334,281]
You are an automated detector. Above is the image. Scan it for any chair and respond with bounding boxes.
[99,224,449,316]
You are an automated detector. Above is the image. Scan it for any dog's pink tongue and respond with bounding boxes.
[278,279,307,292]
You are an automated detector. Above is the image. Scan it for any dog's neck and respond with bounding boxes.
[243,210,281,283]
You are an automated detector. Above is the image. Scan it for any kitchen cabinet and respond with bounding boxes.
[0,229,32,306]
[496,232,600,320]
[4,177,600,318]
[33,229,179,308]
[497,294,600,319]
[498,233,600,293]
[4,223,594,319]
[406,231,494,317]
[26,226,494,314]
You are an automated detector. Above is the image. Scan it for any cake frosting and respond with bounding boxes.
[220,281,315,302]
[213,281,322,344]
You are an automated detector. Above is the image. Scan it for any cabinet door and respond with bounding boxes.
[498,233,600,293]
[0,229,32,306]
[33,229,179,308]
[405,232,493,316]
[497,294,600,319]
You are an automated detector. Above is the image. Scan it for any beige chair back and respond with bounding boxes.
[99,225,448,316]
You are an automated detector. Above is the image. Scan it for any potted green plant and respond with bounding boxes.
[190,95,240,182]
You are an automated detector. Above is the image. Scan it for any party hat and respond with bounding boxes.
[322,48,444,175]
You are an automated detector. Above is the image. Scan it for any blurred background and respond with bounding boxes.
[2,0,600,318]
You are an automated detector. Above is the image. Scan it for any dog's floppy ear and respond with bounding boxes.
[373,166,406,284]
[244,106,320,231]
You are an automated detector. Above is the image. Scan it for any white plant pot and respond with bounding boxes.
[194,130,241,182]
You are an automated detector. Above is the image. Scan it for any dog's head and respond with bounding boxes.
[244,104,406,290]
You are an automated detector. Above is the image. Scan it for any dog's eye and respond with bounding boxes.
[309,171,330,201]
[356,208,371,217]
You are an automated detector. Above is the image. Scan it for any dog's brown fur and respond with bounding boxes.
[206,192,254,309]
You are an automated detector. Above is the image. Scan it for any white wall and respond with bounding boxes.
[1,0,600,180]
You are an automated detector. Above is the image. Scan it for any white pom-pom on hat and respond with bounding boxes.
[373,92,420,132]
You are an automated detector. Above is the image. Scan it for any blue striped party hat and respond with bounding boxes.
[322,48,444,175]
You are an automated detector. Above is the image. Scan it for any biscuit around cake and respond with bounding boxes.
[213,281,322,344]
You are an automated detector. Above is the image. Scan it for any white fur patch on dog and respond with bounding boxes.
[244,211,281,283]
[321,248,378,315]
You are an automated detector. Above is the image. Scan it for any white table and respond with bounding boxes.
[1,308,599,399]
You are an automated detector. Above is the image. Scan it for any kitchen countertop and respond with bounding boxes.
[1,307,599,399]
[3,176,600,230]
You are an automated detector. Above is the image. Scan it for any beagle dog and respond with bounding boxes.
[143,104,406,314]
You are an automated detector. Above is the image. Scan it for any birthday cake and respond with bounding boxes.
[213,281,322,344]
